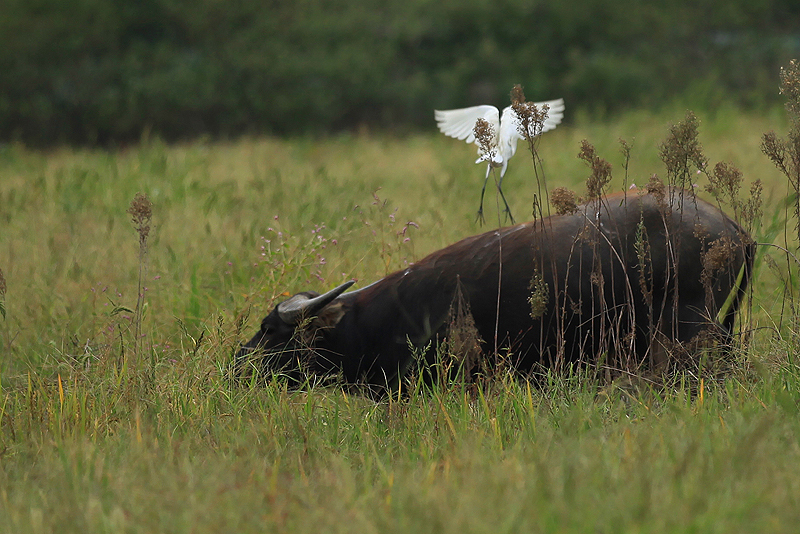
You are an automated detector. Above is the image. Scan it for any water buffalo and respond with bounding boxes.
[236,187,754,391]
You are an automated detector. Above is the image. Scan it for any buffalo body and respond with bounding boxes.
[237,188,754,390]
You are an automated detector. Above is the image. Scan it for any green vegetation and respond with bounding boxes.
[2,0,799,144]
[2,104,800,531]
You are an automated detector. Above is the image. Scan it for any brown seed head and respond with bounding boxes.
[780,59,800,119]
[127,193,152,241]
[510,84,526,106]
[646,174,666,204]
[743,179,763,228]
[703,236,735,272]
[447,283,483,375]
[659,111,707,182]
[550,187,578,215]
[761,131,789,175]
[705,161,743,201]
[528,269,549,319]
[619,138,632,161]
[511,85,548,139]
[473,118,496,159]
[578,140,612,200]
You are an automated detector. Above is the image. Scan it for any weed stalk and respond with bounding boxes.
[127,193,152,371]
[761,60,800,343]
[0,267,6,322]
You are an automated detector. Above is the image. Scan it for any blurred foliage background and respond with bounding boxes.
[2,0,799,145]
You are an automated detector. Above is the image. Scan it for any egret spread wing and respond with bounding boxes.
[434,105,500,145]
[534,98,565,133]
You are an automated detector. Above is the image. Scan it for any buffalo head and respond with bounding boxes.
[235,280,355,383]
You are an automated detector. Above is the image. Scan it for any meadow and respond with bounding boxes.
[2,104,800,532]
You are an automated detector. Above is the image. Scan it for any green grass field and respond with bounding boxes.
[2,106,800,533]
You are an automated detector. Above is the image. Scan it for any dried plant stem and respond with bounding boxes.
[511,84,550,220]
[134,240,146,360]
[762,60,800,330]
[0,268,6,321]
[493,169,503,359]
[127,193,152,368]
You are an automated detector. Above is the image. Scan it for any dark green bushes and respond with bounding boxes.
[2,0,799,145]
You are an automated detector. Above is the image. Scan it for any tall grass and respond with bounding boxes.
[2,368,800,532]
[0,106,798,532]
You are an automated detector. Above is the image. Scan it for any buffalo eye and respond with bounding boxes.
[259,316,278,336]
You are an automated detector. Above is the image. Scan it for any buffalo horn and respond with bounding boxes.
[277,280,356,324]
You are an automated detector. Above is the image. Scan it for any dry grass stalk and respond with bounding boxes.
[127,193,153,368]
[619,138,633,189]
[578,140,612,200]
[0,267,6,320]
[510,84,551,221]
[446,282,484,381]
[659,111,708,190]
[762,60,800,248]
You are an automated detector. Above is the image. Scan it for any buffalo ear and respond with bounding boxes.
[311,300,347,330]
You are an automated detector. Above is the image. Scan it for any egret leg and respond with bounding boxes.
[476,166,491,224]
[496,174,515,224]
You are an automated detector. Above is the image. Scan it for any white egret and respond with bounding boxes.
[435,98,564,221]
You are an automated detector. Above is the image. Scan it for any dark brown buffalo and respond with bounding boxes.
[236,188,754,390]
